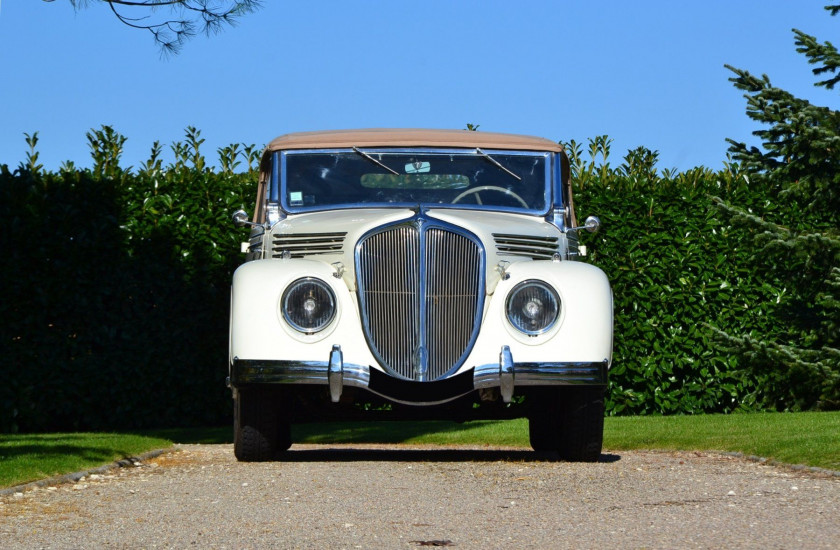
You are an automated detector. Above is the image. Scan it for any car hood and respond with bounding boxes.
[268,208,568,294]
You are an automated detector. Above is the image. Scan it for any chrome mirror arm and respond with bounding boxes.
[231,209,260,228]
[565,215,601,234]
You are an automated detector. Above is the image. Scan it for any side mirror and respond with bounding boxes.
[567,215,601,234]
[232,209,253,228]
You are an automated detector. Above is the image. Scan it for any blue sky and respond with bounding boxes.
[1,1,837,172]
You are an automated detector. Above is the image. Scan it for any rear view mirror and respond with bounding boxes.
[232,209,252,228]
[405,161,430,174]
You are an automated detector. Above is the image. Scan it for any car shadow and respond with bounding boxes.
[276,446,621,463]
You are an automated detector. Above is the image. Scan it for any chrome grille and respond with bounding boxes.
[424,229,483,380]
[493,233,559,260]
[272,232,346,258]
[357,226,421,380]
[357,219,484,381]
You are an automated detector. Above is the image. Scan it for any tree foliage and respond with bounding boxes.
[718,5,840,410]
[44,0,261,54]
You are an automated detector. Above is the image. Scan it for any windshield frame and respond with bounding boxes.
[271,147,555,216]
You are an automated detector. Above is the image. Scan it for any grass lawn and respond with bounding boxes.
[604,411,840,471]
[2,411,838,489]
[0,432,171,489]
[294,411,840,471]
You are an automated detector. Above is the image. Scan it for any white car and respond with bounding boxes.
[229,129,613,461]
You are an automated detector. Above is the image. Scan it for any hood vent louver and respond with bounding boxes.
[272,232,347,258]
[493,233,559,260]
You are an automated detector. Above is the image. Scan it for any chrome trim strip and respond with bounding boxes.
[499,346,515,403]
[283,147,552,156]
[417,218,429,381]
[328,345,344,403]
[553,150,564,222]
[374,393,468,407]
[546,154,566,233]
[270,151,281,203]
[231,351,607,404]
[231,359,371,389]
[232,359,606,387]
[513,362,609,384]
[473,360,608,388]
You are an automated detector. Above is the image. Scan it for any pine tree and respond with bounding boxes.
[715,5,840,410]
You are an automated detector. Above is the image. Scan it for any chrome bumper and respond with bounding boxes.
[229,345,608,406]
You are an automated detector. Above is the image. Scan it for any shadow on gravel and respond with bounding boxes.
[276,447,621,463]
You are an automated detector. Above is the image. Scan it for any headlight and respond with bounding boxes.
[505,280,561,335]
[282,278,337,333]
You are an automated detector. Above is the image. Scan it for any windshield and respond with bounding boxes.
[276,148,551,213]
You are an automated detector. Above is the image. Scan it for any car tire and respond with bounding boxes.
[528,389,558,451]
[528,386,605,462]
[233,388,291,462]
[556,386,605,462]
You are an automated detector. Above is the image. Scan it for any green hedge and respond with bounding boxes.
[0,129,820,432]
[0,128,258,432]
[577,175,775,414]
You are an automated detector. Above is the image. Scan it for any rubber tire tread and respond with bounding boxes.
[234,388,280,462]
[528,389,559,451]
[527,387,605,462]
[556,386,605,462]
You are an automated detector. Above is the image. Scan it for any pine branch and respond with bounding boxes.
[46,1,262,55]
[794,28,840,90]
[719,6,840,411]
[709,325,840,410]
[711,196,790,237]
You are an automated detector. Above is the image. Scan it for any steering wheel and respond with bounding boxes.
[452,185,529,208]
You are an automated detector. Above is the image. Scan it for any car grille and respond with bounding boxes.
[356,218,484,381]
[272,232,346,258]
[493,233,559,260]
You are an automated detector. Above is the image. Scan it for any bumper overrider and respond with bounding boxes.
[229,345,608,406]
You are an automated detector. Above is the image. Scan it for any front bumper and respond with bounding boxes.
[230,345,608,406]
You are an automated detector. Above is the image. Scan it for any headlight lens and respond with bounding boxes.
[505,280,561,335]
[282,278,336,333]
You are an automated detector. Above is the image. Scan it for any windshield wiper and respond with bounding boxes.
[353,147,399,175]
[475,147,521,181]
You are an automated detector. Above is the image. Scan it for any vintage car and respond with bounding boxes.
[229,129,613,462]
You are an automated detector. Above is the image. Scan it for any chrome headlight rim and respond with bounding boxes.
[505,279,561,335]
[281,277,337,334]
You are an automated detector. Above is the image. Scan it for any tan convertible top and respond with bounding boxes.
[265,128,565,153]
[254,129,573,225]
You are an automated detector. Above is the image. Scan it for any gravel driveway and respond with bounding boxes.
[1,444,838,549]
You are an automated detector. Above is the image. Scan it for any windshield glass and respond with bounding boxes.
[278,149,550,213]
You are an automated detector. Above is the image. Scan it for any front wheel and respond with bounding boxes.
[233,388,292,462]
[528,386,605,462]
